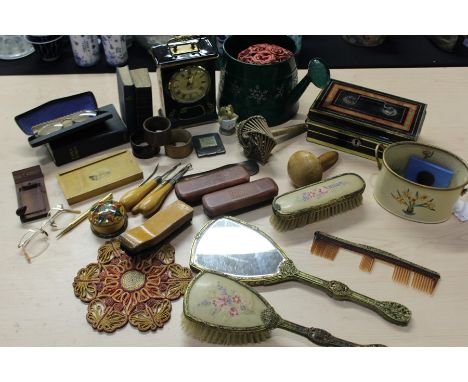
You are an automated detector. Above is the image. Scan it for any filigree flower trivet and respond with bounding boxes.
[73,240,192,333]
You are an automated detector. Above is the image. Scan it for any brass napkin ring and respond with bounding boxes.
[130,130,160,159]
[165,129,193,159]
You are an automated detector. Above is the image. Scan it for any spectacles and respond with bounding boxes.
[17,205,81,263]
[35,110,98,137]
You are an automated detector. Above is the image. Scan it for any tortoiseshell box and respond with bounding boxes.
[306,80,427,160]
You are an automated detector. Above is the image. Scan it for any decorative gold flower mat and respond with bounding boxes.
[73,240,192,333]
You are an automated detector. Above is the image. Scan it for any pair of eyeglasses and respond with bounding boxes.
[17,205,81,263]
[35,110,98,137]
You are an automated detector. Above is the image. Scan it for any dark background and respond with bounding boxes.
[1,35,467,75]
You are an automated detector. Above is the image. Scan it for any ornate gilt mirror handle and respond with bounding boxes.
[278,319,386,347]
[279,261,411,326]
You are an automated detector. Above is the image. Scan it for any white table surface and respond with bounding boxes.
[1,67,467,346]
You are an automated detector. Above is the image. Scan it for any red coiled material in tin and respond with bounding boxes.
[238,43,294,64]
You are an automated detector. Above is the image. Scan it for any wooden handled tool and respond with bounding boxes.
[133,163,192,217]
[119,163,180,210]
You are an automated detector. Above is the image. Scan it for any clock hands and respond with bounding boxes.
[187,74,194,88]
[169,66,210,103]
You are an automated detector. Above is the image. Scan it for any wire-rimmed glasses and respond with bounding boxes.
[17,205,81,263]
[35,110,98,137]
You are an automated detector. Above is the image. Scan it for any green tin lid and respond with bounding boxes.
[308,58,330,89]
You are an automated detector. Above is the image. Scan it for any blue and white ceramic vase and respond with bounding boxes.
[69,35,100,67]
[287,35,302,54]
[101,35,128,67]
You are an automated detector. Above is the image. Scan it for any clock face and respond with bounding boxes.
[168,65,211,104]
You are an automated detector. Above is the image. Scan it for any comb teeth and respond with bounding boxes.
[307,231,440,295]
[411,273,424,291]
[271,195,363,232]
[310,240,339,261]
[359,255,375,272]
[392,266,411,285]
[411,273,437,294]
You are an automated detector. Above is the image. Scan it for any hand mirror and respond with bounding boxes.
[190,216,411,326]
[183,271,385,346]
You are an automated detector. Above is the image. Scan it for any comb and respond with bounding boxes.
[311,231,440,294]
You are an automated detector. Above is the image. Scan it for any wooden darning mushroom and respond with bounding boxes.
[287,150,339,187]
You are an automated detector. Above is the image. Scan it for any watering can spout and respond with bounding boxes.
[287,57,330,106]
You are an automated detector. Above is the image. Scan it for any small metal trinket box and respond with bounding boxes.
[88,200,127,238]
[306,80,427,161]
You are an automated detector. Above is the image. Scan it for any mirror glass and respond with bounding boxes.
[191,217,285,278]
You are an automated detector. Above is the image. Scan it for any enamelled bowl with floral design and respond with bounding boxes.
[373,142,468,223]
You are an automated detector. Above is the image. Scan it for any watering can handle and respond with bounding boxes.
[287,58,330,106]
[375,144,384,170]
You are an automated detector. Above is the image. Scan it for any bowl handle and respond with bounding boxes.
[374,143,384,170]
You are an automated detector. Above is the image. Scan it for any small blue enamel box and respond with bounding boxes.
[404,155,454,188]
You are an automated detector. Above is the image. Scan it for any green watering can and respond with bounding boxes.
[218,35,330,126]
